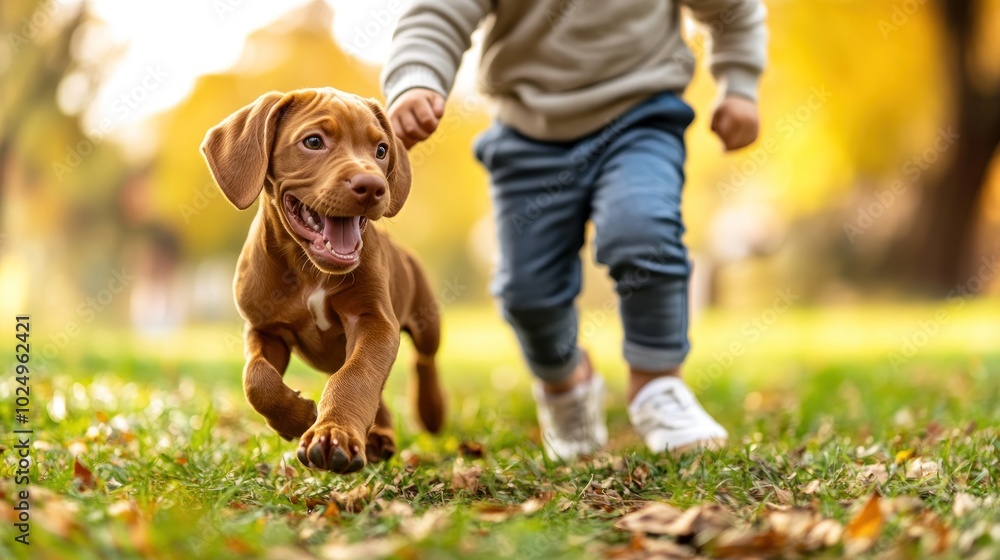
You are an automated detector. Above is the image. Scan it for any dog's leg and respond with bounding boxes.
[243,328,317,440]
[405,264,445,433]
[365,397,396,463]
[297,314,400,473]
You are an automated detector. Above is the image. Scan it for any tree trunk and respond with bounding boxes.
[904,0,1000,295]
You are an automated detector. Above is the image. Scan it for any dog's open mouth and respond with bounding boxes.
[283,194,368,268]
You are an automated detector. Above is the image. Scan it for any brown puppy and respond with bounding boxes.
[201,87,444,473]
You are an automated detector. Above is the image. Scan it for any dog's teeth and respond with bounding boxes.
[325,241,333,252]
[306,215,322,232]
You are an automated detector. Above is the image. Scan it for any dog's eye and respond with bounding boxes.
[303,135,324,150]
[375,143,389,159]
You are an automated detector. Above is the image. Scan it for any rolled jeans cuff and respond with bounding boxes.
[623,340,688,371]
[525,346,582,383]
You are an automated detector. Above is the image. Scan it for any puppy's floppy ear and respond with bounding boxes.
[366,98,412,218]
[201,91,292,210]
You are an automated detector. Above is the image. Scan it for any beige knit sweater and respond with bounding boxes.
[382,0,767,141]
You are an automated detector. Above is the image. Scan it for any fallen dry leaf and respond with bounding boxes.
[607,533,698,559]
[450,460,483,493]
[857,463,889,485]
[474,503,520,523]
[275,459,299,478]
[73,458,96,490]
[615,503,684,534]
[952,492,980,517]
[905,457,940,480]
[751,483,793,506]
[844,492,884,554]
[376,499,414,518]
[769,507,843,549]
[616,502,731,541]
[520,491,555,515]
[288,494,327,510]
[724,507,845,555]
[400,450,420,471]
[905,510,952,554]
[712,527,787,558]
[800,480,821,495]
[802,518,843,550]
[767,507,821,541]
[399,508,449,540]
[321,501,340,521]
[628,464,650,488]
[856,444,882,459]
[328,485,370,513]
[671,504,732,541]
[581,479,625,512]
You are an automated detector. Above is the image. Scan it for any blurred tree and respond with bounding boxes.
[903,0,1000,294]
[1,0,136,320]
[0,1,82,189]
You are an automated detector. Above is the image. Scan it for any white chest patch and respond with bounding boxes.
[306,287,331,331]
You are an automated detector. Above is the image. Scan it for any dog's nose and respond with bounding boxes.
[349,174,386,203]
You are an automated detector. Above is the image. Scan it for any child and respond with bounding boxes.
[382,0,767,459]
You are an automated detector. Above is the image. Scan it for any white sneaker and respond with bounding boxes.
[533,374,608,461]
[628,376,728,453]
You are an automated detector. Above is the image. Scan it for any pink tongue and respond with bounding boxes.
[321,216,361,254]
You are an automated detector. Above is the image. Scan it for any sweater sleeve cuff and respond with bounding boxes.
[713,64,761,102]
[383,64,450,108]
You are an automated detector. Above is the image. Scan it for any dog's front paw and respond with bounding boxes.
[265,391,317,441]
[297,422,367,473]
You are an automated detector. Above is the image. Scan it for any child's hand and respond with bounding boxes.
[387,88,446,149]
[710,96,759,151]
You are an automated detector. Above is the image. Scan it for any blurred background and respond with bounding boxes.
[1,0,998,382]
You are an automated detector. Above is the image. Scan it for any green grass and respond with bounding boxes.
[1,304,999,559]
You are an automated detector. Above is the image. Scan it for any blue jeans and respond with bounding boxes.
[474,93,695,382]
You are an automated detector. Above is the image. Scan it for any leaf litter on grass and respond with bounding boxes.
[5,354,1000,560]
